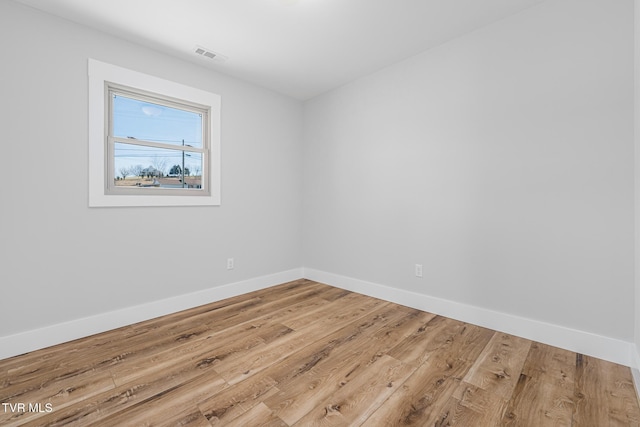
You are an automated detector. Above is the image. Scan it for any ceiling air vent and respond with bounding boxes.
[194,46,228,64]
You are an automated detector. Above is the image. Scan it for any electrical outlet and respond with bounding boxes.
[415,264,423,278]
[227,258,234,270]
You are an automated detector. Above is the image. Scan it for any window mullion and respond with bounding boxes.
[111,136,204,154]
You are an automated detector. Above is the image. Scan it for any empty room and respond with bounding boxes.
[2,0,640,425]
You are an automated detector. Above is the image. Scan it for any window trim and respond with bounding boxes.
[88,59,221,207]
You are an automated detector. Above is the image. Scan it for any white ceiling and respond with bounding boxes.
[14,0,546,100]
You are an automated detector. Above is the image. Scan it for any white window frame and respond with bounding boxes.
[88,59,221,207]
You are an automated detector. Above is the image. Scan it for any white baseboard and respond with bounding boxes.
[0,268,303,361]
[303,268,635,368]
[3,266,635,370]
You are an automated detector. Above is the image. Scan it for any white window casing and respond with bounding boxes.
[88,59,221,207]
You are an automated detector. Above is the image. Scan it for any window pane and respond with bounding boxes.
[112,94,203,149]
[114,143,203,189]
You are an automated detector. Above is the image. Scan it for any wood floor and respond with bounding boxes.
[1,279,639,426]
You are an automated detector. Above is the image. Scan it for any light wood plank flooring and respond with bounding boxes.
[1,279,639,426]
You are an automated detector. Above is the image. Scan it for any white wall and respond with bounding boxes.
[303,0,635,342]
[1,0,636,364]
[0,1,303,337]
[634,0,640,375]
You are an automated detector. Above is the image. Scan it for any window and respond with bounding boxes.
[88,59,221,207]
[108,85,209,195]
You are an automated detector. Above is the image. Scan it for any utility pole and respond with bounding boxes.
[182,139,185,188]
